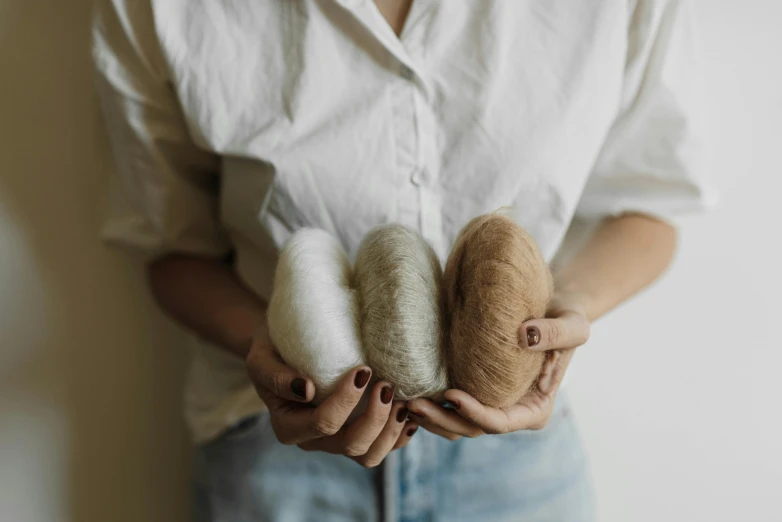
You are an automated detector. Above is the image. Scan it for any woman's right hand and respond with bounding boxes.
[245,328,417,468]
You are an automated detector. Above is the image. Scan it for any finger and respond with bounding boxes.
[356,402,409,467]
[299,399,404,460]
[341,382,396,458]
[304,367,373,438]
[520,311,590,352]
[271,366,372,445]
[547,348,576,392]
[246,339,315,403]
[442,389,545,434]
[536,350,562,394]
[297,436,341,454]
[393,421,419,450]
[406,399,484,438]
[416,419,462,441]
[299,420,418,458]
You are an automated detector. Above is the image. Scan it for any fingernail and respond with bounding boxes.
[406,426,418,437]
[396,407,409,423]
[381,385,394,404]
[527,326,541,347]
[291,378,307,400]
[354,369,371,389]
[447,399,461,410]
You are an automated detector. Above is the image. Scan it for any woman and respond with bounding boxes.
[93,0,712,520]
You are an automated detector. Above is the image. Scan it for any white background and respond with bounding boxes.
[1,1,779,521]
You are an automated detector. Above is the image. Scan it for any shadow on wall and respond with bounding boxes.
[0,2,192,521]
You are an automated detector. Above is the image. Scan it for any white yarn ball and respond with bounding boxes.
[353,225,448,401]
[267,228,366,403]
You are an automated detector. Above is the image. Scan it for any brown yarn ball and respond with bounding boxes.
[443,214,553,409]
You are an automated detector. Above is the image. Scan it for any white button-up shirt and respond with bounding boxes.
[93,0,714,443]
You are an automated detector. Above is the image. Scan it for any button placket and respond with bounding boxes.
[406,54,447,256]
[389,79,420,228]
[388,4,437,234]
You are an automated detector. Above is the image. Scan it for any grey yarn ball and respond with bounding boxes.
[353,225,448,401]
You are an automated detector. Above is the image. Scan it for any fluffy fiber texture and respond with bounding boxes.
[353,225,448,401]
[267,228,365,403]
[443,214,553,409]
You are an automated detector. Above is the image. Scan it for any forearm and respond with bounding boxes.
[143,213,673,358]
[554,213,678,322]
[147,254,268,358]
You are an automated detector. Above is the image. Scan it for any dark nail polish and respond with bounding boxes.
[406,426,418,437]
[447,399,461,410]
[291,378,307,400]
[397,407,409,423]
[527,326,541,347]
[354,369,371,389]
[381,385,394,404]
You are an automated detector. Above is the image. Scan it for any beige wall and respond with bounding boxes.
[1,1,780,522]
[569,2,782,520]
[1,2,190,521]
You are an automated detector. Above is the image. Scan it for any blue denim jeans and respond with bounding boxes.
[192,394,594,522]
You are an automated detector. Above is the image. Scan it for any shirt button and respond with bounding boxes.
[400,65,415,81]
[411,169,425,186]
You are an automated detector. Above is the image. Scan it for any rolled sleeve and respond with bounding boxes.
[576,0,717,225]
[93,0,231,260]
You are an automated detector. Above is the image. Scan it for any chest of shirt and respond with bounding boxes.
[153,0,628,256]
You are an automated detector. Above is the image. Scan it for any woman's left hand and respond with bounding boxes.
[407,294,591,440]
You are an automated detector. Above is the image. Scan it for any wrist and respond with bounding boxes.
[244,321,274,361]
[218,307,269,359]
[550,287,594,321]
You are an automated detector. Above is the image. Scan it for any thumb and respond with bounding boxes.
[246,338,315,403]
[519,311,590,352]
